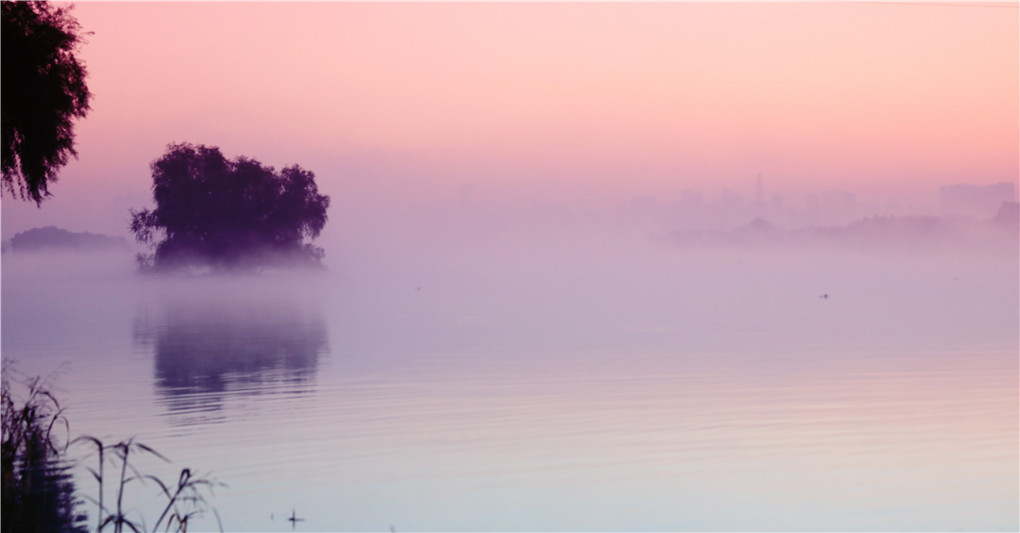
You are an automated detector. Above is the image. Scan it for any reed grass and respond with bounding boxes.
[72,436,224,533]
[3,365,223,533]
[2,367,87,533]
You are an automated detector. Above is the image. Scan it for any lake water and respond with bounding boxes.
[2,239,1017,531]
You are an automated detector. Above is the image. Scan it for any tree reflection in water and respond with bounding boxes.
[134,300,328,426]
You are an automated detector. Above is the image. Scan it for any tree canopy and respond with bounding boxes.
[130,143,330,272]
[2,1,92,205]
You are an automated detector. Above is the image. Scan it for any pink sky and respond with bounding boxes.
[2,2,1017,238]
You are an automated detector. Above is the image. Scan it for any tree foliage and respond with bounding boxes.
[130,143,330,271]
[1,1,92,205]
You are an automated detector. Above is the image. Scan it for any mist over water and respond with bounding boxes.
[1,1,1017,529]
[2,211,1017,531]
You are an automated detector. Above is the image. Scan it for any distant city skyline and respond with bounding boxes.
[1,2,1016,244]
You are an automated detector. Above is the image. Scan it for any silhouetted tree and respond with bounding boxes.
[2,1,92,205]
[130,143,330,271]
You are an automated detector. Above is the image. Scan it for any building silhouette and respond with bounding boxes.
[940,182,1016,218]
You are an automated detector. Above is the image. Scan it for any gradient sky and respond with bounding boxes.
[2,1,1017,239]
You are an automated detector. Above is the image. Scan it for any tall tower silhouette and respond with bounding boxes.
[754,173,765,218]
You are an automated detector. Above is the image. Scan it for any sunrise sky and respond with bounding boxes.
[2,1,1017,240]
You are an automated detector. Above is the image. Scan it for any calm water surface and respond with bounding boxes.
[2,244,1017,531]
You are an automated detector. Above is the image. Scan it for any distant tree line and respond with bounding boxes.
[8,226,128,252]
